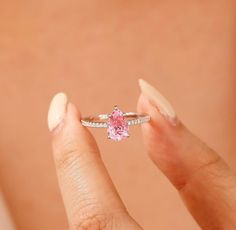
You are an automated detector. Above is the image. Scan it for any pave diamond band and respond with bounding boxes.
[81,112,150,128]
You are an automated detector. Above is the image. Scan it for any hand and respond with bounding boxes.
[47,79,236,230]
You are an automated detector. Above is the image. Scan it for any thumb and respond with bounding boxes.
[48,93,141,230]
[137,79,236,230]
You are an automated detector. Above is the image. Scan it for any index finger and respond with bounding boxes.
[138,79,236,230]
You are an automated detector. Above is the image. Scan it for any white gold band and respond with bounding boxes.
[81,112,150,128]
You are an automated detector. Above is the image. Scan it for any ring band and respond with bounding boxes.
[81,106,150,141]
[81,113,150,128]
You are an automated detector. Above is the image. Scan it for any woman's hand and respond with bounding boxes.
[47,80,236,230]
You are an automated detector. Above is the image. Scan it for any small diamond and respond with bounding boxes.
[107,106,129,141]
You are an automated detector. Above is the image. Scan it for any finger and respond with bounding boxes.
[138,79,236,230]
[48,93,141,230]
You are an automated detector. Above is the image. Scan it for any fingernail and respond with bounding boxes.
[48,92,68,132]
[138,79,178,125]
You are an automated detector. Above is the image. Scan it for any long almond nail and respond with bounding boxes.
[138,79,178,125]
[48,93,68,132]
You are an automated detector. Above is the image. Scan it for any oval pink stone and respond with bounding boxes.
[107,107,129,141]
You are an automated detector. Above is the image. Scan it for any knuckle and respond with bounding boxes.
[69,214,112,230]
[53,137,99,172]
[54,143,80,171]
[69,203,127,230]
[195,143,222,177]
[178,143,222,192]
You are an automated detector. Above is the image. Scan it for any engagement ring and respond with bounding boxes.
[81,106,150,141]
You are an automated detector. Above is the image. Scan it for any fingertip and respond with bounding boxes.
[137,93,176,133]
[51,100,100,167]
[137,93,149,114]
[138,79,177,122]
[65,102,81,126]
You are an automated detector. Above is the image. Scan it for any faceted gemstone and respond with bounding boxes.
[107,106,129,141]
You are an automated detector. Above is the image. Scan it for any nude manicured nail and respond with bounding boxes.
[138,79,178,125]
[48,93,68,132]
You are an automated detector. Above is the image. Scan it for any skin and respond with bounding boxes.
[1,0,236,229]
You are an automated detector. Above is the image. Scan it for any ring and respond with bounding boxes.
[81,106,150,141]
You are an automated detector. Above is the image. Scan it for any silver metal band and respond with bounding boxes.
[81,112,150,128]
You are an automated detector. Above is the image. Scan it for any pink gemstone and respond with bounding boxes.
[107,106,129,141]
